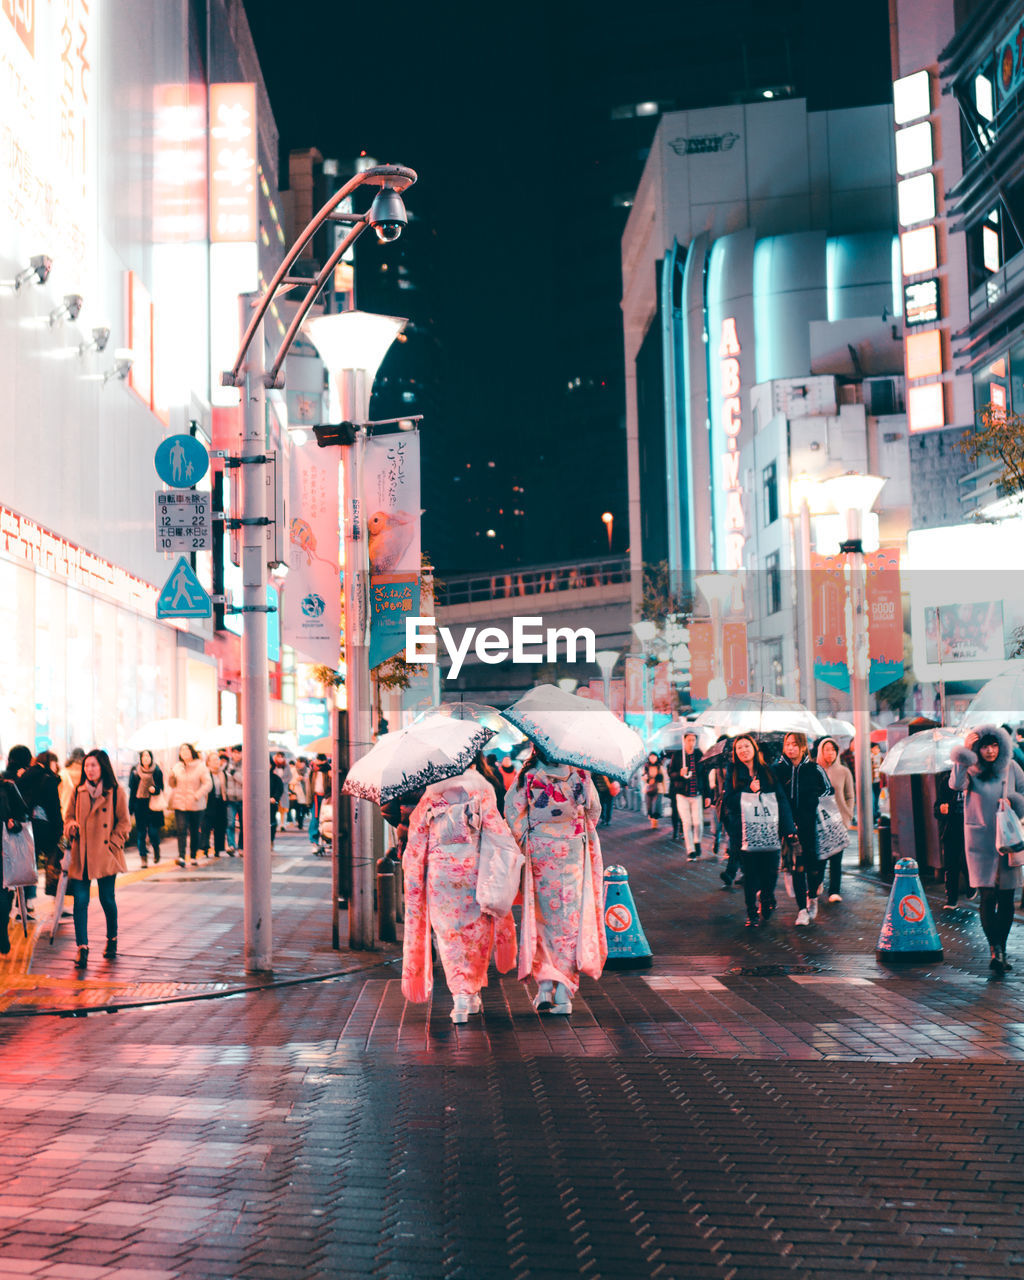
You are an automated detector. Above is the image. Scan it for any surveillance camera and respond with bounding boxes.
[30,255,52,286]
[367,186,407,244]
[63,293,83,322]
[114,348,134,380]
[92,325,110,352]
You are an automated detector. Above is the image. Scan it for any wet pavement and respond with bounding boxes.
[0,811,1022,1278]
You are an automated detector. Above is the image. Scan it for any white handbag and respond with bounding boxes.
[475,821,524,917]
[2,823,37,888]
[740,791,780,851]
[815,794,849,860]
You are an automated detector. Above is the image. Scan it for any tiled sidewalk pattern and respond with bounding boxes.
[0,815,1020,1277]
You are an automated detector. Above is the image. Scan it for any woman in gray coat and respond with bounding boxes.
[950,725,1024,974]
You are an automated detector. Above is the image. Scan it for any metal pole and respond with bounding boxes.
[341,370,376,949]
[798,498,816,713]
[239,296,272,971]
[847,548,874,869]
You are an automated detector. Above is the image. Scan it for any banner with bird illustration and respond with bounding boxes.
[364,431,421,670]
[283,442,341,665]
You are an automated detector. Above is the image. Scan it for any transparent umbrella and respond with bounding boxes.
[124,718,200,752]
[879,728,963,776]
[818,717,856,740]
[692,692,826,739]
[957,671,1024,733]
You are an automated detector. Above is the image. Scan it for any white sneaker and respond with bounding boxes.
[532,981,554,1012]
[450,994,473,1024]
[551,982,573,1015]
[795,908,811,927]
[807,899,818,921]
[828,893,842,903]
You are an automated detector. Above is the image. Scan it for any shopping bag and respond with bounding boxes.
[815,795,849,861]
[996,799,1024,864]
[2,823,37,888]
[740,791,780,851]
[148,791,168,813]
[476,823,525,917]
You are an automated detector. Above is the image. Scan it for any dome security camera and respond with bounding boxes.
[367,186,407,244]
[29,254,53,286]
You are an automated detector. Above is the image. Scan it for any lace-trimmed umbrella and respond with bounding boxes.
[341,714,493,804]
[502,684,646,783]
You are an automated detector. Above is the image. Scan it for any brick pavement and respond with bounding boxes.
[0,810,1021,1278]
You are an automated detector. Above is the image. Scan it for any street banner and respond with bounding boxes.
[364,433,421,670]
[812,551,849,690]
[652,661,674,715]
[609,679,625,719]
[866,549,903,691]
[624,655,645,718]
[722,622,749,694]
[283,443,341,666]
[813,548,905,694]
[688,621,712,702]
[588,679,606,703]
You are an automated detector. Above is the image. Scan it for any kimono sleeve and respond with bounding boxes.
[503,776,529,846]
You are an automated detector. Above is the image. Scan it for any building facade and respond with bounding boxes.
[0,1,301,763]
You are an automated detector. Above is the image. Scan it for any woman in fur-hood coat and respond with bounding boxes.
[950,724,1024,974]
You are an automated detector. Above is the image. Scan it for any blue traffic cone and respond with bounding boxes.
[876,857,943,964]
[603,865,653,969]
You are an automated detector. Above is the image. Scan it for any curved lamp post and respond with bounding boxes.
[695,573,739,704]
[221,164,417,972]
[820,472,886,871]
[595,649,620,708]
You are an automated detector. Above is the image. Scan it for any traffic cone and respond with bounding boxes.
[603,864,653,969]
[876,857,943,964]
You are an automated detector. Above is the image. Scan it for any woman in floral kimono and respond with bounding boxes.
[505,749,606,1015]
[402,768,518,1024]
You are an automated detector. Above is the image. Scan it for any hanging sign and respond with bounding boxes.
[364,433,421,670]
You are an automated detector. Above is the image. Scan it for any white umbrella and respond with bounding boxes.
[647,722,717,753]
[124,718,199,752]
[818,717,856,739]
[194,724,244,752]
[342,714,493,804]
[692,692,826,739]
[502,684,646,783]
[957,671,1024,733]
[880,728,963,776]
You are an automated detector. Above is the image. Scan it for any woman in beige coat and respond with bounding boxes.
[167,744,212,866]
[64,749,130,970]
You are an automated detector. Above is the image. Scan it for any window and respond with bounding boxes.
[761,461,779,526]
[765,551,781,615]
[966,201,1023,291]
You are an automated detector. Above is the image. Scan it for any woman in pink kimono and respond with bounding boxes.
[402,768,518,1024]
[505,752,607,1015]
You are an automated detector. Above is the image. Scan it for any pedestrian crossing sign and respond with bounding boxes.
[157,556,212,619]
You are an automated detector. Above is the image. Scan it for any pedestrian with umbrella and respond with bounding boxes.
[503,685,644,1014]
[720,734,797,928]
[63,749,130,969]
[343,714,521,1025]
[949,725,1024,974]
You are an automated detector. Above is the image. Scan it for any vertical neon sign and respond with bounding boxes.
[720,317,745,570]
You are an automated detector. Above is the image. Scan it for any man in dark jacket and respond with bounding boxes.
[935,768,973,908]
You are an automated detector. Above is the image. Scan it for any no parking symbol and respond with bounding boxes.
[605,903,633,933]
[898,894,926,923]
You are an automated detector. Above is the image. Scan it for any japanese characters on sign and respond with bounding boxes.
[209,82,257,243]
[364,434,421,670]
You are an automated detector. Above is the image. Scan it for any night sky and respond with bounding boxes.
[243,0,894,575]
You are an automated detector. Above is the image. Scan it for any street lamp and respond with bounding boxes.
[601,511,613,552]
[595,649,620,708]
[695,573,739,704]
[303,311,408,952]
[820,472,886,870]
[632,619,657,741]
[221,163,416,972]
